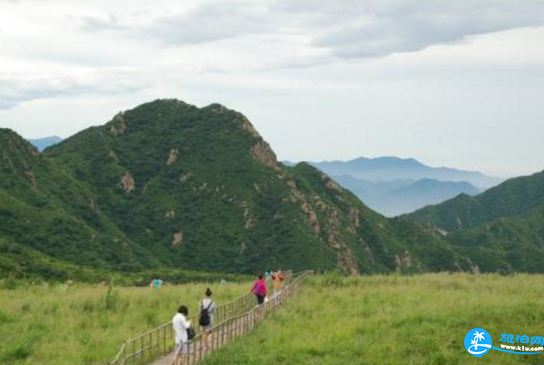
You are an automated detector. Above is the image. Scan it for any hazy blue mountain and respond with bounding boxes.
[28,136,63,151]
[306,157,501,190]
[334,175,480,216]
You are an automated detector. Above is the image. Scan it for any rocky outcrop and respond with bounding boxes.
[119,171,135,193]
[25,169,37,189]
[109,113,127,136]
[240,117,261,139]
[251,141,279,168]
[108,150,119,162]
[166,148,179,165]
[395,251,415,271]
[172,230,183,246]
[179,173,192,183]
[302,202,321,236]
[242,204,255,229]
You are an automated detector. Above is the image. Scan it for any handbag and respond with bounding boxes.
[186,326,196,340]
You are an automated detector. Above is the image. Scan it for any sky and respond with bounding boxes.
[0,0,543,178]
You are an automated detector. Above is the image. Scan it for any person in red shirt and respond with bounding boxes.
[251,274,267,305]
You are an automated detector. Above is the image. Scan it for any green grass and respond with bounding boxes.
[202,273,544,365]
[0,280,251,365]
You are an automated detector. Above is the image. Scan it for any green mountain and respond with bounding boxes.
[0,100,469,276]
[406,170,544,273]
[447,205,544,273]
[408,170,544,232]
[0,128,158,272]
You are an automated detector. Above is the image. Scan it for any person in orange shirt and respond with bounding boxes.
[272,270,284,298]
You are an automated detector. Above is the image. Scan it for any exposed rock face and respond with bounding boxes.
[242,205,255,229]
[251,141,279,168]
[25,169,37,189]
[467,258,481,274]
[172,230,183,246]
[179,173,192,183]
[349,208,360,233]
[109,113,127,136]
[240,117,261,139]
[166,148,179,165]
[395,251,415,271]
[119,171,135,193]
[322,175,342,193]
[108,150,119,162]
[325,206,360,274]
[302,202,321,236]
[337,249,359,276]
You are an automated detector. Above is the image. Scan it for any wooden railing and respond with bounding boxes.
[107,270,310,365]
[177,270,311,365]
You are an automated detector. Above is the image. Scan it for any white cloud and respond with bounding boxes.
[0,69,147,109]
[0,0,543,176]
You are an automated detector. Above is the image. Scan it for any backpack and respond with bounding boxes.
[256,282,266,296]
[199,300,213,327]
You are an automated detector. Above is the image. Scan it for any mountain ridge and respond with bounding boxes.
[0,99,476,276]
[293,156,501,189]
[408,170,544,232]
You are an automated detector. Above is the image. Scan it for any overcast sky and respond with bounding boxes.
[1,0,543,178]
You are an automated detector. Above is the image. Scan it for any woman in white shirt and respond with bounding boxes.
[172,305,191,364]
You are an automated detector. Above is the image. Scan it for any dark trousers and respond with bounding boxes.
[256,294,265,305]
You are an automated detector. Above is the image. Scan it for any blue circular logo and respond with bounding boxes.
[465,328,492,357]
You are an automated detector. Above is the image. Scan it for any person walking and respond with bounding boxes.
[172,305,192,365]
[251,274,267,306]
[199,288,216,345]
[272,270,284,298]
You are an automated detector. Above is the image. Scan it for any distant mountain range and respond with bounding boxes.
[334,175,480,216]
[28,136,63,151]
[408,170,544,273]
[305,157,502,189]
[284,157,501,216]
[409,170,544,232]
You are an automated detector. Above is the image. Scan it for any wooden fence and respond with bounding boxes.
[107,270,310,365]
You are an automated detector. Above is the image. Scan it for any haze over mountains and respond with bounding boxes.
[285,157,501,216]
[28,136,63,152]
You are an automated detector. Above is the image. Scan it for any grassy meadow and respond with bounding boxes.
[0,280,251,365]
[201,273,544,365]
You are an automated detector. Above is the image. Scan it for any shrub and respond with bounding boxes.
[1,337,33,361]
[143,309,159,327]
[103,283,118,311]
[0,309,14,324]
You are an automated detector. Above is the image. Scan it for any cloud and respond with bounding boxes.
[145,2,274,46]
[0,68,146,109]
[79,14,127,32]
[78,0,544,61]
[305,1,544,58]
